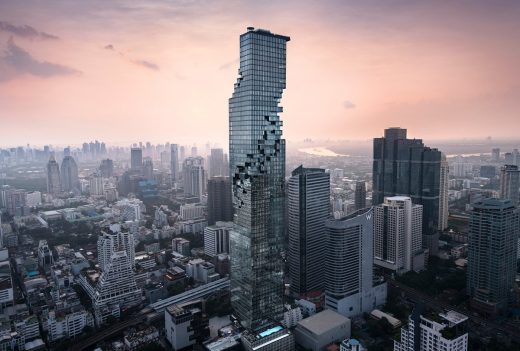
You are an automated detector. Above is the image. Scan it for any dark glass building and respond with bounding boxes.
[228,27,289,330]
[467,198,518,316]
[373,127,442,255]
[288,166,330,298]
[207,176,233,225]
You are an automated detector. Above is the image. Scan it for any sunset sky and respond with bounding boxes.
[1,0,520,147]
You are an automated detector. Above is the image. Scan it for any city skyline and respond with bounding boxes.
[2,0,520,146]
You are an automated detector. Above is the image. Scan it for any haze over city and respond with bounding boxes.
[2,0,520,146]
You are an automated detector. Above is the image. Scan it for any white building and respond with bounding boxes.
[97,227,135,271]
[324,208,387,318]
[180,204,205,220]
[89,174,104,196]
[165,301,206,351]
[115,198,144,221]
[203,221,232,257]
[185,259,219,284]
[394,309,468,351]
[46,309,94,341]
[25,191,42,208]
[283,305,303,328]
[241,326,295,351]
[374,196,424,274]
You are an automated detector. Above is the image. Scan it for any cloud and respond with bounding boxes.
[343,100,356,109]
[0,21,59,40]
[0,37,80,82]
[132,59,159,71]
[104,44,115,50]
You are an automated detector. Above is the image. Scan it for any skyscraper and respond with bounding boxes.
[324,208,387,317]
[207,176,233,225]
[287,166,330,298]
[438,154,449,231]
[499,164,520,205]
[182,157,206,201]
[467,198,518,315]
[209,148,225,177]
[142,157,154,180]
[99,159,114,178]
[171,144,179,182]
[491,148,500,162]
[130,147,143,171]
[228,27,289,330]
[373,127,442,255]
[46,155,61,195]
[60,155,80,192]
[373,196,424,274]
[354,181,366,211]
[97,226,136,271]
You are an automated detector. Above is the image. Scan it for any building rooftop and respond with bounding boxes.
[439,311,468,326]
[296,309,350,336]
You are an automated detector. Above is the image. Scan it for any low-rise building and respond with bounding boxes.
[294,310,351,351]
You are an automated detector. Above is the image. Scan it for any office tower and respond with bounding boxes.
[0,217,3,248]
[287,166,330,298]
[130,147,143,170]
[99,159,114,178]
[438,154,449,231]
[170,144,179,182]
[209,148,225,177]
[207,176,233,225]
[374,196,424,274]
[97,227,135,271]
[180,146,186,164]
[373,127,442,255]
[354,181,366,211]
[46,155,61,195]
[142,157,154,180]
[204,221,232,257]
[191,146,197,157]
[394,308,468,351]
[467,198,518,315]
[492,148,500,162]
[324,208,387,317]
[63,147,71,157]
[182,157,206,200]
[499,164,520,205]
[228,27,289,330]
[505,152,514,165]
[60,155,80,192]
[38,240,54,269]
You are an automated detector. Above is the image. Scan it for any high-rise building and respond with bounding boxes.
[438,154,449,231]
[209,148,225,177]
[142,157,154,180]
[373,196,424,274]
[491,148,500,162]
[467,198,518,315]
[373,127,443,255]
[228,27,289,330]
[165,300,209,351]
[97,227,135,271]
[204,221,232,257]
[99,159,114,178]
[287,166,330,298]
[46,155,61,195]
[354,181,366,211]
[60,155,80,192]
[38,240,54,269]
[130,147,143,171]
[499,164,520,205]
[394,307,468,351]
[89,173,104,196]
[324,208,387,318]
[171,144,179,182]
[207,176,233,225]
[182,157,206,201]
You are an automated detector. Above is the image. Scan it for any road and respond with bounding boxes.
[69,312,147,351]
[387,278,520,343]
